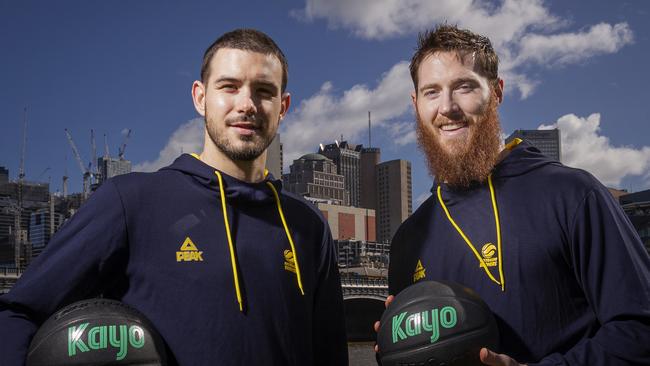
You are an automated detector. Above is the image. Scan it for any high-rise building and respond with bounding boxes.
[283,153,349,205]
[96,157,132,185]
[317,203,375,242]
[506,129,561,161]
[619,189,650,255]
[358,147,380,210]
[320,141,361,207]
[29,208,64,250]
[265,133,283,179]
[376,160,412,243]
[0,167,8,184]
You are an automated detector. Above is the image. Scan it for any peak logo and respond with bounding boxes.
[413,260,426,282]
[68,323,145,360]
[176,237,204,262]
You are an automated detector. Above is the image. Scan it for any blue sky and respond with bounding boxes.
[1,0,649,207]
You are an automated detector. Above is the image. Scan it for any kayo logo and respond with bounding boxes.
[391,306,458,344]
[68,323,145,360]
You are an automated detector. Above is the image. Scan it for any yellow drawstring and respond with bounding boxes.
[215,170,244,311]
[189,154,304,311]
[266,182,305,295]
[435,139,522,292]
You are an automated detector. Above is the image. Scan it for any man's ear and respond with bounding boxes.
[279,92,291,122]
[192,80,206,116]
[411,90,417,109]
[495,78,504,104]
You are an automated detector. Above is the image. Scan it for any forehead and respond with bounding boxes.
[208,48,283,84]
[418,51,487,85]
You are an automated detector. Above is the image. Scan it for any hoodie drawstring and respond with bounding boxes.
[265,181,305,296]
[213,170,304,313]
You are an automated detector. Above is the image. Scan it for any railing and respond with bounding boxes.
[0,267,23,279]
[340,276,389,298]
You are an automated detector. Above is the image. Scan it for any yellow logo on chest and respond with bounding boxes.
[176,237,204,262]
[481,243,497,267]
[284,249,296,273]
[413,259,426,282]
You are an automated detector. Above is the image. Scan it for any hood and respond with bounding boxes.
[433,139,560,196]
[159,154,282,205]
[493,139,560,179]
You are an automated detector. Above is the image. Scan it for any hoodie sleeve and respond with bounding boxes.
[0,180,129,365]
[312,224,349,366]
[531,186,650,366]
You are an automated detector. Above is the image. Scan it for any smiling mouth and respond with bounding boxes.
[438,121,468,132]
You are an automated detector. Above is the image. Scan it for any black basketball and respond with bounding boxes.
[377,281,499,366]
[27,299,167,366]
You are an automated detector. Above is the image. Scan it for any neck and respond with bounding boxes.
[199,133,267,183]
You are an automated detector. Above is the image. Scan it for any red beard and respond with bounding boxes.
[416,95,502,189]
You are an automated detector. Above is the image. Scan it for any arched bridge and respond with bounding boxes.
[341,276,389,341]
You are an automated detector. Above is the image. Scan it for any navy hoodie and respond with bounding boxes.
[389,141,650,365]
[0,154,348,365]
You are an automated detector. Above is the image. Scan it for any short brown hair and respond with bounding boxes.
[201,28,289,92]
[409,25,499,89]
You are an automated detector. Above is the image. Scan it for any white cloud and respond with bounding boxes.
[515,22,633,67]
[292,0,633,98]
[387,121,417,146]
[539,113,650,187]
[280,62,412,164]
[133,118,204,172]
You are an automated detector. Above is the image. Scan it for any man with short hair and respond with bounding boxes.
[387,25,650,365]
[0,28,348,365]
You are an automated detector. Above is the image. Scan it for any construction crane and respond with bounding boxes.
[118,129,131,160]
[15,107,28,269]
[62,154,68,198]
[90,129,97,184]
[64,129,91,199]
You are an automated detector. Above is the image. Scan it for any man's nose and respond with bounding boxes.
[438,90,461,118]
[236,89,257,115]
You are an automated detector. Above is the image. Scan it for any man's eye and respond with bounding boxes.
[457,83,473,92]
[423,90,439,97]
[258,88,273,98]
[220,85,237,91]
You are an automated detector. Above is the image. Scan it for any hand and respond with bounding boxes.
[373,295,394,352]
[480,348,526,366]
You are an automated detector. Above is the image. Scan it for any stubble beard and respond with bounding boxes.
[205,112,275,162]
[416,95,502,190]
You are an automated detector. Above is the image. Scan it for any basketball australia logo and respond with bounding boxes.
[481,243,497,267]
[283,249,296,273]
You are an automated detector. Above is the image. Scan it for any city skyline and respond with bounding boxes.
[2,1,650,209]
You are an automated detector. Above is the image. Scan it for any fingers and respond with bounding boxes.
[385,295,394,308]
[479,348,519,366]
[374,320,380,332]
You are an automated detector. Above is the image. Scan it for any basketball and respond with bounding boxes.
[377,280,499,366]
[27,298,167,366]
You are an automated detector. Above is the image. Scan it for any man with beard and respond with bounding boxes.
[385,25,650,365]
[0,29,348,365]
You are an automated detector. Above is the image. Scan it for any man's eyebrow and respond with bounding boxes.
[419,82,439,92]
[213,77,241,85]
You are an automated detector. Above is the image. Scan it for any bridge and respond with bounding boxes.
[0,267,23,294]
[340,275,389,341]
[0,266,389,341]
